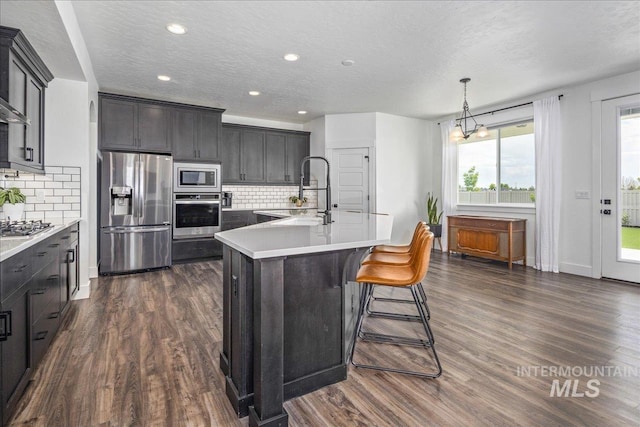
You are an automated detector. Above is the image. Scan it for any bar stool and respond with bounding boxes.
[362,223,431,320]
[350,231,442,378]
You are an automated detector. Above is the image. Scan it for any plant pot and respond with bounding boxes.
[428,224,442,238]
[2,203,25,221]
[295,200,304,207]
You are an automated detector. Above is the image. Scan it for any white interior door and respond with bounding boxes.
[330,148,370,213]
[601,94,640,283]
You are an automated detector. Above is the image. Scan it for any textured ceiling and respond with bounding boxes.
[0,1,85,81]
[4,1,640,123]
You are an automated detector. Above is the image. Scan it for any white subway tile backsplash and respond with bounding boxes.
[46,166,63,174]
[0,167,81,222]
[222,180,318,210]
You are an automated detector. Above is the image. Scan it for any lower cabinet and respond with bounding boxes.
[0,282,31,426]
[0,222,79,425]
[222,210,256,230]
[172,238,222,263]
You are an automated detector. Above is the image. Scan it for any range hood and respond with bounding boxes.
[0,97,30,125]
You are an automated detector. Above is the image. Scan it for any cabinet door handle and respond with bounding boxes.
[25,147,34,162]
[12,264,27,273]
[70,230,78,234]
[194,149,197,158]
[0,311,12,341]
[36,251,48,257]
[48,274,60,281]
[60,236,70,240]
[67,249,75,263]
[197,150,201,158]
[48,312,60,319]
[34,331,48,341]
[49,243,60,248]
[232,275,238,297]
[32,288,47,295]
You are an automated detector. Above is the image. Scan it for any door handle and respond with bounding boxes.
[25,147,34,162]
[67,249,75,263]
[34,330,48,341]
[0,311,12,341]
[333,204,338,208]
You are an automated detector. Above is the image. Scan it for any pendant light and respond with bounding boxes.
[450,78,489,142]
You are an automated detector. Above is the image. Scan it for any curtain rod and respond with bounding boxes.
[437,94,563,125]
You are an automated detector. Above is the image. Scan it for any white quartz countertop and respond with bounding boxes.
[0,220,80,262]
[215,210,393,259]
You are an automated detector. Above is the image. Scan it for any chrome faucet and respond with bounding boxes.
[299,156,332,225]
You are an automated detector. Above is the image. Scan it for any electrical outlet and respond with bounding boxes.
[575,190,590,199]
[35,189,45,202]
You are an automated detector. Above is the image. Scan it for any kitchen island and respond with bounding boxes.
[215,210,393,426]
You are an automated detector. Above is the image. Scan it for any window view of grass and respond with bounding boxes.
[622,227,640,250]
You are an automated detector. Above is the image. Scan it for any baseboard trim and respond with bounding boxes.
[89,265,99,278]
[559,262,593,278]
[73,280,91,300]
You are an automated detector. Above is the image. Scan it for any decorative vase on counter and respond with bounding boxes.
[2,202,25,221]
[295,200,304,207]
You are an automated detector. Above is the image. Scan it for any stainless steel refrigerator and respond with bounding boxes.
[100,152,172,274]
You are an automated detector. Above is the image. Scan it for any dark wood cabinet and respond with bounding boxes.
[222,210,256,230]
[0,248,32,425]
[0,222,79,424]
[99,94,170,153]
[264,132,310,185]
[172,108,222,161]
[0,26,53,174]
[221,127,242,182]
[172,237,222,263]
[57,223,79,315]
[222,124,310,185]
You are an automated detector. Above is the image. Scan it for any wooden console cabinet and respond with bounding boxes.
[447,215,526,269]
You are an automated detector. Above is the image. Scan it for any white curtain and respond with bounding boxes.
[441,119,457,251]
[533,96,562,272]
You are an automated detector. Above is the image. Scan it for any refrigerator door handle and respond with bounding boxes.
[137,158,145,220]
[104,226,171,234]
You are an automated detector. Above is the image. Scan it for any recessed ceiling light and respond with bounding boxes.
[284,53,300,62]
[298,111,307,115]
[157,75,171,81]
[249,91,260,96]
[166,23,187,35]
[341,59,355,67]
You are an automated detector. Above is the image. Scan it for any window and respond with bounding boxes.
[457,121,535,205]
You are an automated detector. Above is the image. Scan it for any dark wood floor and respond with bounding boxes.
[9,253,640,426]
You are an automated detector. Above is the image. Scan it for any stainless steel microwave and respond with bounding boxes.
[173,162,221,193]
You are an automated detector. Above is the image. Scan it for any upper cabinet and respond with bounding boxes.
[221,125,265,183]
[222,123,310,185]
[99,94,171,153]
[0,26,54,174]
[99,93,224,157]
[172,108,221,161]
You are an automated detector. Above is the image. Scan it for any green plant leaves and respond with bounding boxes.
[0,187,26,206]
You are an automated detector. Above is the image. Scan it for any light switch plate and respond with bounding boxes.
[575,190,590,199]
[35,189,46,202]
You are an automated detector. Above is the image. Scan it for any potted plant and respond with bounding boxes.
[0,187,27,221]
[289,195,307,208]
[426,192,443,238]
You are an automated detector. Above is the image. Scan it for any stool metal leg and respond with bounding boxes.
[351,283,442,379]
[365,282,431,321]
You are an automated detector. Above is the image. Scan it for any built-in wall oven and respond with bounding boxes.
[173,162,222,239]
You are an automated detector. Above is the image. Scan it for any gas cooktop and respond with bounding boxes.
[0,220,53,238]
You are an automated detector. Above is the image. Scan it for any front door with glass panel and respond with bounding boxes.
[601,94,640,283]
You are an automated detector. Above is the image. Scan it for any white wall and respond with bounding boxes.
[44,78,91,295]
[375,113,431,243]
[54,0,100,296]
[431,70,640,277]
